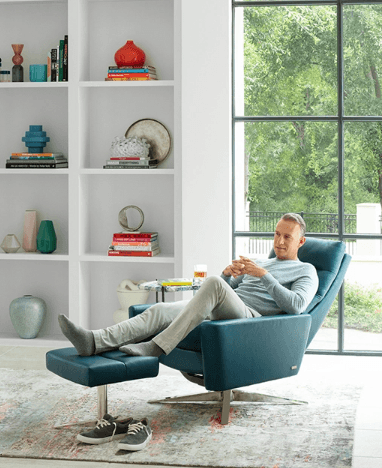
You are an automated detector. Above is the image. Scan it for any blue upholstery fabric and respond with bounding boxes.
[270,238,346,313]
[130,238,350,393]
[46,347,159,388]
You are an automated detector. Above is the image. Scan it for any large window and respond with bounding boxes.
[232,1,382,355]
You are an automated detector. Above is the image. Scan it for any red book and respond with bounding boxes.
[108,249,160,257]
[110,157,147,161]
[111,241,156,246]
[113,232,158,239]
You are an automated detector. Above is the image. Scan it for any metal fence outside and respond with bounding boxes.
[247,211,357,234]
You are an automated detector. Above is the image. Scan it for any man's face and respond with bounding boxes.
[274,219,306,260]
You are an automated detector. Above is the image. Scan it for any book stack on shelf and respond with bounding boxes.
[49,34,68,82]
[105,65,157,81]
[5,152,68,169]
[108,231,160,257]
[103,156,158,169]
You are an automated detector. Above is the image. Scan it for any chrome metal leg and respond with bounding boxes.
[54,385,108,429]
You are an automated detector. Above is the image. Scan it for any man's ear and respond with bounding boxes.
[298,236,306,248]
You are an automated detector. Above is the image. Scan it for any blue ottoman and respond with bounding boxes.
[46,347,159,426]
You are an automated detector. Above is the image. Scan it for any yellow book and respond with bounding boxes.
[159,278,193,286]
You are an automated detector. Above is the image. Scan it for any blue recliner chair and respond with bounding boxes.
[129,238,351,424]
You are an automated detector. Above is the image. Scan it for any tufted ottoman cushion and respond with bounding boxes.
[46,347,159,388]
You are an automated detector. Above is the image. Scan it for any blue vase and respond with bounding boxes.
[9,295,47,339]
[36,220,57,254]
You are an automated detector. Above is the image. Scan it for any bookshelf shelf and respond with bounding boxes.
[80,80,175,88]
[0,252,69,261]
[79,253,175,263]
[0,0,181,340]
[80,169,174,175]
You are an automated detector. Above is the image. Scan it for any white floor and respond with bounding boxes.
[0,345,381,468]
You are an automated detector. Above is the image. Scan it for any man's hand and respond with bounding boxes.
[238,256,268,278]
[222,259,245,278]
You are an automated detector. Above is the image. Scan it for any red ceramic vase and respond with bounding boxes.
[114,40,146,68]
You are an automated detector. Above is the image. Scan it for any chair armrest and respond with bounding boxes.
[129,304,154,318]
[200,314,312,391]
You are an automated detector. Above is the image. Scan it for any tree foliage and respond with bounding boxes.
[241,4,382,223]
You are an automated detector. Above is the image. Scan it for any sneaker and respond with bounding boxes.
[77,414,133,444]
[118,418,152,451]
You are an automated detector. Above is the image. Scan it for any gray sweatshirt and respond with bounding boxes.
[221,257,318,316]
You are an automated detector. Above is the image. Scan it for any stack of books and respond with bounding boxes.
[105,65,157,81]
[103,157,158,169]
[6,152,68,169]
[48,35,68,82]
[158,279,193,286]
[108,231,160,257]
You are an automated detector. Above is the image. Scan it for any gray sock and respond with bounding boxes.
[58,315,95,356]
[119,340,163,357]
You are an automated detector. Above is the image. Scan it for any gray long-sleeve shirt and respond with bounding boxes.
[221,257,318,315]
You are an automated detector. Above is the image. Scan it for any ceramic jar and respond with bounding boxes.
[9,295,47,339]
[113,279,149,324]
[1,234,21,253]
[36,220,57,253]
[114,40,146,68]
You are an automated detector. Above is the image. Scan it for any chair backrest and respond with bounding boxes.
[270,237,351,345]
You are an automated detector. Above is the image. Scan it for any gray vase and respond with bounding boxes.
[9,295,47,339]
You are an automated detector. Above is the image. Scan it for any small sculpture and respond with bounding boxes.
[111,136,150,158]
[22,125,50,153]
[11,44,24,82]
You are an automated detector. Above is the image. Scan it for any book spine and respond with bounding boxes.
[105,77,156,81]
[111,241,157,246]
[47,54,51,82]
[103,165,152,169]
[108,249,160,257]
[6,163,68,168]
[109,157,148,160]
[110,242,159,251]
[113,233,157,239]
[51,48,57,82]
[113,236,158,243]
[11,152,62,157]
[107,73,154,78]
[63,35,68,81]
[10,156,58,160]
[106,160,152,165]
[58,40,64,81]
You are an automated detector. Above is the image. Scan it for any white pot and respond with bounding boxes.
[113,279,149,324]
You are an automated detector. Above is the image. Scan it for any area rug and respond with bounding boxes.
[0,367,361,468]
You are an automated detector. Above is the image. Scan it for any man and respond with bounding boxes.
[58,213,318,358]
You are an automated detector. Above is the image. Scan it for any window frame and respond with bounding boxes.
[232,0,382,356]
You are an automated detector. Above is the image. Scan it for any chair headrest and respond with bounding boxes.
[269,238,346,313]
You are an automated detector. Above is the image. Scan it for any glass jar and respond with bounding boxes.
[0,70,11,82]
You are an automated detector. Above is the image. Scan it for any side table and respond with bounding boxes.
[138,280,201,302]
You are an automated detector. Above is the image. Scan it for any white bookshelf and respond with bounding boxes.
[0,0,180,342]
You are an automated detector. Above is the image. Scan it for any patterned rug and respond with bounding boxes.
[0,367,361,468]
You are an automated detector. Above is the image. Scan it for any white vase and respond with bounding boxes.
[22,210,37,252]
[1,234,21,253]
[113,279,149,323]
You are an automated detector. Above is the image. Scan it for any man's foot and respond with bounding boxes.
[58,314,95,356]
[77,414,133,445]
[118,418,152,451]
[119,340,163,357]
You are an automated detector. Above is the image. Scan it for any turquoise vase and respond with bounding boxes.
[36,220,57,254]
[9,295,47,339]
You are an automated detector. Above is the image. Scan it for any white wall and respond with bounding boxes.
[180,0,232,278]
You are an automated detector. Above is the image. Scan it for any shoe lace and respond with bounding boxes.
[127,421,145,435]
[95,417,118,440]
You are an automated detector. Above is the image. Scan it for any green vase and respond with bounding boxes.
[36,220,57,254]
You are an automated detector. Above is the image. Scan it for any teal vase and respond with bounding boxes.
[9,295,47,339]
[36,220,57,254]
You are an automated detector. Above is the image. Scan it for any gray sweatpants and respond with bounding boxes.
[93,275,260,355]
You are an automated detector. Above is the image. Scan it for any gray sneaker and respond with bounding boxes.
[118,418,152,451]
[77,414,132,444]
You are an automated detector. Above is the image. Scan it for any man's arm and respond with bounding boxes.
[238,257,318,315]
[260,271,318,314]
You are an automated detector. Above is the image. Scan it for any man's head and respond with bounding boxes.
[274,213,306,260]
